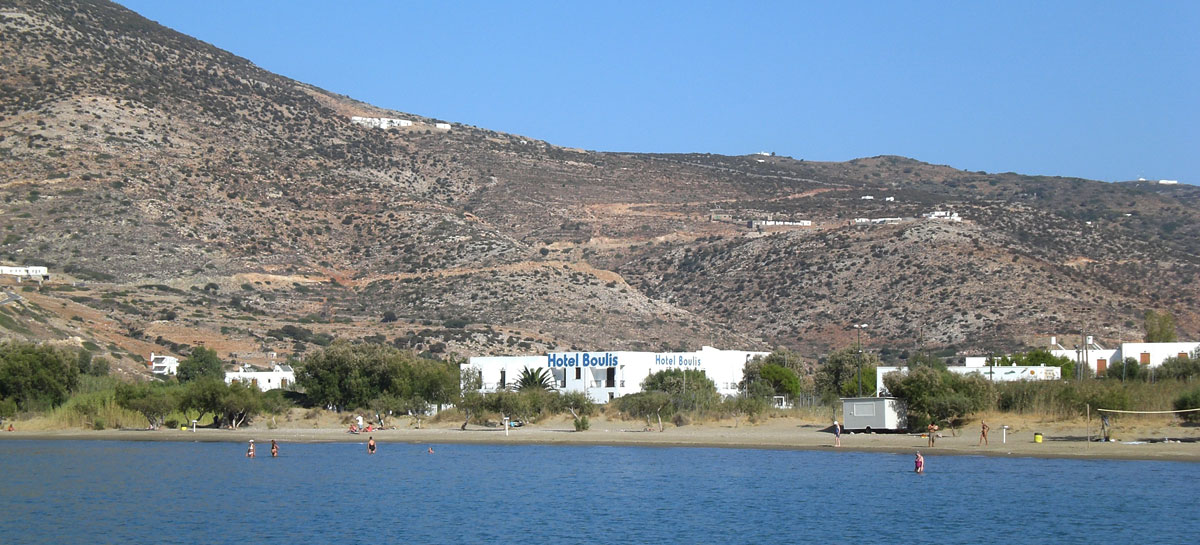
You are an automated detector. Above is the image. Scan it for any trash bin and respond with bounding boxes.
[1034,432,1043,443]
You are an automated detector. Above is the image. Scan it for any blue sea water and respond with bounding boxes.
[0,440,1196,544]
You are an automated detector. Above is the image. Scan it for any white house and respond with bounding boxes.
[876,363,1061,395]
[466,346,769,404]
[861,195,875,200]
[225,364,296,392]
[149,353,179,376]
[0,266,49,280]
[1048,337,1198,374]
[870,217,902,224]
[923,211,962,222]
[1158,180,1178,185]
[350,116,413,129]
[435,122,451,130]
[884,196,895,202]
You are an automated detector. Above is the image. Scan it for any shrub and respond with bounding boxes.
[574,415,590,431]
[1173,386,1200,423]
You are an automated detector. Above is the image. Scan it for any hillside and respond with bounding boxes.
[1,0,1197,375]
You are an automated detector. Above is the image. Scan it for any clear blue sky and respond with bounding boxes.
[115,1,1198,184]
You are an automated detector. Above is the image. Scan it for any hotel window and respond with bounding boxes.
[575,368,581,380]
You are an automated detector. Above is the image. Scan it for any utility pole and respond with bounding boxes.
[853,324,869,396]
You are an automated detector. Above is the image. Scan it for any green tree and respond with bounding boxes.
[759,364,802,398]
[815,348,880,401]
[1159,355,1200,381]
[724,394,770,427]
[1144,310,1178,342]
[295,342,397,410]
[514,366,555,391]
[0,397,16,427]
[178,378,228,426]
[115,382,178,429]
[177,347,224,383]
[1173,386,1200,423]
[559,391,595,430]
[219,381,262,429]
[458,366,486,430]
[1105,357,1144,381]
[0,341,80,410]
[642,369,719,413]
[260,389,292,428]
[617,390,672,431]
[884,367,993,430]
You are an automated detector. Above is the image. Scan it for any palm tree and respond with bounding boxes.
[515,366,556,391]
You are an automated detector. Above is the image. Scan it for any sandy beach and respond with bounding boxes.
[4,413,1198,462]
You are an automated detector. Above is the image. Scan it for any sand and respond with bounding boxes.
[4,413,1198,462]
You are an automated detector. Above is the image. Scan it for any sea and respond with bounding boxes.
[0,440,1196,544]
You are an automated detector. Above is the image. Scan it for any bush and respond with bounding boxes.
[574,415,590,431]
[1173,386,1200,423]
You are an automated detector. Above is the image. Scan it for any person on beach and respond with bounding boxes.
[367,436,376,455]
[927,423,938,447]
[914,451,924,473]
[978,420,990,446]
[6,424,12,432]
[270,439,279,458]
[246,439,256,458]
[833,420,842,447]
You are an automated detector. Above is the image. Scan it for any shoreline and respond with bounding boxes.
[4,420,1198,463]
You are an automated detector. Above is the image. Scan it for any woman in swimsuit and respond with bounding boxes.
[914,451,924,473]
[246,440,256,458]
[367,436,376,455]
[833,420,841,447]
[270,439,279,457]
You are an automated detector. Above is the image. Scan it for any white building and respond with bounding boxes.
[870,217,902,224]
[466,346,769,404]
[0,266,49,279]
[350,116,413,129]
[1158,180,1178,185]
[876,362,1061,395]
[225,364,296,392]
[884,196,895,202]
[435,122,452,130]
[149,353,179,376]
[1050,338,1200,374]
[861,195,874,200]
[923,211,962,222]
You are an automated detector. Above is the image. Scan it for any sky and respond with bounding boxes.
[114,1,1198,184]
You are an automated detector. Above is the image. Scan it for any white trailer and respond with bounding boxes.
[841,397,907,431]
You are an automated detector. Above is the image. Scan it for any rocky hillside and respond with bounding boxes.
[0,0,1197,373]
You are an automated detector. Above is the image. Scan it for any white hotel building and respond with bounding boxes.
[466,346,769,404]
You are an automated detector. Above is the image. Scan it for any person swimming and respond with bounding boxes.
[367,436,376,455]
[914,451,924,473]
[246,439,256,458]
[270,439,279,458]
[428,446,434,454]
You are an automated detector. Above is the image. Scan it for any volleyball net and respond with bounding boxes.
[1096,408,1200,415]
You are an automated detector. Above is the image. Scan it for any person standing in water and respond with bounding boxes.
[270,439,279,458]
[246,439,256,458]
[832,420,842,447]
[978,420,990,446]
[914,451,924,473]
[367,436,376,455]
